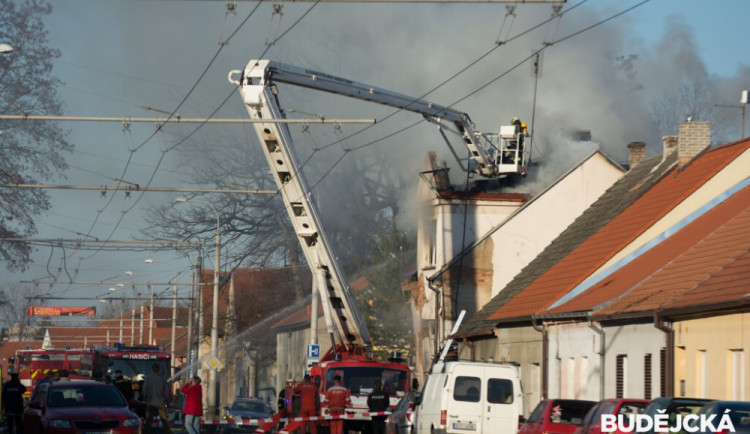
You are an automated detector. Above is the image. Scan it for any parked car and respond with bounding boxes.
[387,393,419,434]
[224,397,275,432]
[575,399,649,434]
[641,397,714,434]
[696,401,750,434]
[22,379,141,434]
[520,399,597,434]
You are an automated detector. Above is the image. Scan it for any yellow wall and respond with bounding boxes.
[674,313,750,400]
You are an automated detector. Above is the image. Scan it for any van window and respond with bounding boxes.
[453,376,481,402]
[487,378,513,404]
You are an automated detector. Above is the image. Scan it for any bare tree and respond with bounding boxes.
[0,283,48,340]
[143,123,409,299]
[650,77,726,140]
[0,0,72,271]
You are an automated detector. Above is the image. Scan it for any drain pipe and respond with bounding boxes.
[654,312,674,397]
[531,315,548,399]
[588,319,605,400]
[428,280,442,357]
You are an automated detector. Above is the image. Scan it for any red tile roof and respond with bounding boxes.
[593,184,750,317]
[549,183,750,315]
[487,139,750,322]
[271,302,322,329]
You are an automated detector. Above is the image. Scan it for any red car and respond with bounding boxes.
[520,399,597,434]
[22,380,142,434]
[575,399,649,434]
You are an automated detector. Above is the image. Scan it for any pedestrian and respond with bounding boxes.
[114,370,135,400]
[293,374,319,434]
[142,363,173,434]
[322,375,351,434]
[367,379,390,434]
[181,376,203,434]
[2,372,27,434]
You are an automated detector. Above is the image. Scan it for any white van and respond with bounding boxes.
[413,361,523,434]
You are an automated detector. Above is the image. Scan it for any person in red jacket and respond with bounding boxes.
[293,374,320,434]
[322,375,351,434]
[181,376,203,434]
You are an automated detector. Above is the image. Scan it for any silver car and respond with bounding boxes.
[387,394,417,434]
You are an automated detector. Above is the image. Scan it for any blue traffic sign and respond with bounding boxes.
[307,344,320,359]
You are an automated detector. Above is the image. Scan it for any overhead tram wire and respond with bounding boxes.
[305,0,651,192]
[54,1,322,294]
[53,1,268,281]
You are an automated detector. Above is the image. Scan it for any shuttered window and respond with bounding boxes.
[616,354,626,398]
[660,348,667,397]
[644,353,652,400]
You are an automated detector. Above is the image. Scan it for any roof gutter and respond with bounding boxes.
[653,312,674,397]
[531,315,548,399]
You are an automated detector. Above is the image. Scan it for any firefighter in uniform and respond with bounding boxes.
[293,374,319,434]
[114,370,135,400]
[367,380,390,434]
[2,373,26,434]
[322,375,351,434]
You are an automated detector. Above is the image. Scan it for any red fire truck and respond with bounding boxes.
[90,344,171,384]
[14,349,93,398]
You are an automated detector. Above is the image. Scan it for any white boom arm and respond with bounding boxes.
[230,60,370,347]
[228,59,529,348]
[230,60,529,179]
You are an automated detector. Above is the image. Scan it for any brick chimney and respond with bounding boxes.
[627,142,646,169]
[662,135,678,160]
[677,121,711,166]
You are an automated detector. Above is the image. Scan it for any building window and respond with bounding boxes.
[616,355,627,399]
[730,350,745,400]
[644,353,652,400]
[697,350,706,398]
[660,348,667,397]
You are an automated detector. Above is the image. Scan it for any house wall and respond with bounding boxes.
[601,322,665,400]
[495,325,544,417]
[491,153,624,295]
[674,313,750,401]
[412,152,623,381]
[548,323,601,402]
[274,318,334,390]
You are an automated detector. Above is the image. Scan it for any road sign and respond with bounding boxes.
[307,344,320,359]
[206,356,222,371]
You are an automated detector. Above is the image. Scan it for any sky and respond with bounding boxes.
[1,0,748,313]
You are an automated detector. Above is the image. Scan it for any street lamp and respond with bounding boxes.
[145,258,179,378]
[175,196,221,419]
[108,288,125,343]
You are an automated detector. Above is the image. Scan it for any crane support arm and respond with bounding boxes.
[230,60,529,178]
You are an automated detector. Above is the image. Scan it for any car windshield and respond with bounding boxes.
[48,385,127,408]
[325,367,407,394]
[232,401,268,413]
[548,401,596,425]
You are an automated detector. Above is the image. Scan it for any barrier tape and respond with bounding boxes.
[196,411,391,425]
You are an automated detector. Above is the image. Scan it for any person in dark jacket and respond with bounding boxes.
[114,370,135,400]
[2,373,27,434]
[367,380,390,434]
